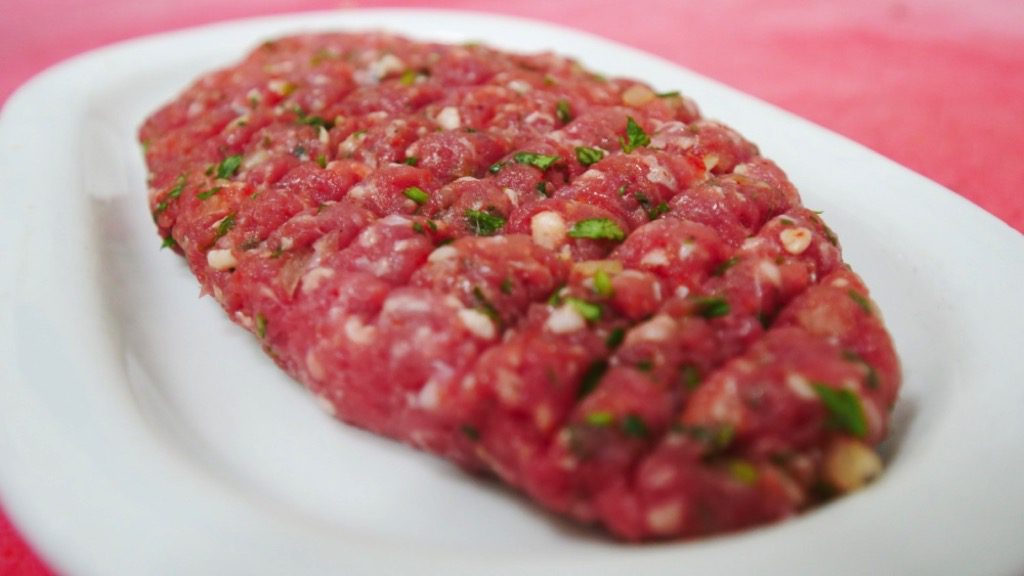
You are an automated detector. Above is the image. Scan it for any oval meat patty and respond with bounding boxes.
[140,32,900,540]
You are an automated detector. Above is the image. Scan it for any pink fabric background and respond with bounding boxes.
[2,0,1021,573]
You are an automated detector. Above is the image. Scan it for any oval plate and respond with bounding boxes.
[2,9,1023,576]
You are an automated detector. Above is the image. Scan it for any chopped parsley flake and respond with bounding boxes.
[488,161,504,174]
[812,383,868,438]
[680,364,702,390]
[656,90,681,98]
[567,218,625,242]
[605,327,626,349]
[575,146,604,166]
[460,424,480,441]
[160,236,177,249]
[215,155,243,179]
[500,277,514,295]
[556,99,572,124]
[255,313,268,339]
[403,186,429,205]
[293,107,335,129]
[399,69,418,85]
[848,290,873,315]
[536,181,549,196]
[676,424,735,452]
[593,269,614,297]
[168,175,186,199]
[214,213,236,239]
[585,411,614,427]
[693,296,731,318]
[316,154,327,169]
[403,156,419,166]
[620,116,650,153]
[472,286,502,324]
[713,256,741,276]
[465,208,506,236]
[622,414,649,438]
[647,202,669,220]
[566,297,602,322]
[635,359,654,372]
[577,359,609,399]
[728,460,759,485]
[292,145,307,158]
[196,187,222,200]
[513,151,561,171]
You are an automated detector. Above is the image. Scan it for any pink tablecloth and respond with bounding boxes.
[2,0,1022,573]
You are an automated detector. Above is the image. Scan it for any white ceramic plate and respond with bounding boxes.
[2,9,1023,576]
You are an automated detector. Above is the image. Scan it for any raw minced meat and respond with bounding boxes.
[140,32,900,540]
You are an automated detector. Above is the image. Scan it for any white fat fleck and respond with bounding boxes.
[417,379,442,410]
[267,79,294,96]
[545,305,586,334]
[641,155,676,188]
[703,153,720,172]
[635,315,676,342]
[358,226,380,247]
[318,125,330,145]
[245,88,262,105]
[758,260,782,287]
[678,241,697,260]
[315,395,337,416]
[227,113,250,130]
[428,245,459,263]
[381,214,411,227]
[674,285,691,299]
[646,502,684,535]
[393,239,416,252]
[711,377,739,420]
[786,373,817,400]
[523,110,553,125]
[360,53,404,84]
[344,316,376,345]
[741,237,766,252]
[280,237,294,251]
[186,101,206,118]
[265,61,295,75]
[383,294,432,314]
[733,163,751,175]
[503,187,520,207]
[641,248,670,267]
[306,350,326,380]
[301,267,335,294]
[242,149,269,170]
[780,227,813,254]
[507,79,532,94]
[494,369,522,405]
[458,308,497,340]
[435,106,461,130]
[207,249,237,271]
[347,183,372,199]
[831,277,850,288]
[531,211,567,250]
[339,131,368,156]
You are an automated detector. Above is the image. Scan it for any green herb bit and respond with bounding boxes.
[160,236,177,249]
[412,221,425,234]
[567,218,626,242]
[635,359,654,372]
[292,145,307,158]
[713,256,741,277]
[316,154,327,169]
[460,424,480,441]
[215,155,243,179]
[693,296,731,319]
[547,286,565,307]
[293,107,335,129]
[255,313,268,339]
[677,424,735,452]
[471,286,502,324]
[566,297,602,322]
[575,146,604,167]
[465,208,506,236]
[620,116,651,153]
[680,364,701,390]
[647,202,669,220]
[812,383,868,438]
[168,175,186,199]
[403,186,429,205]
[196,187,223,201]
[536,181,549,197]
[727,460,759,485]
[841,350,880,390]
[605,327,626,349]
[847,290,873,315]
[593,269,614,297]
[577,359,609,399]
[403,156,419,166]
[500,277,514,295]
[778,217,795,226]
[656,90,681,98]
[488,161,504,174]
[153,201,169,217]
[214,213,236,239]
[513,151,561,171]
[585,411,615,427]
[622,414,649,438]
[399,69,418,85]
[556,99,572,124]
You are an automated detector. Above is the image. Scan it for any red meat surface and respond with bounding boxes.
[141,32,900,540]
